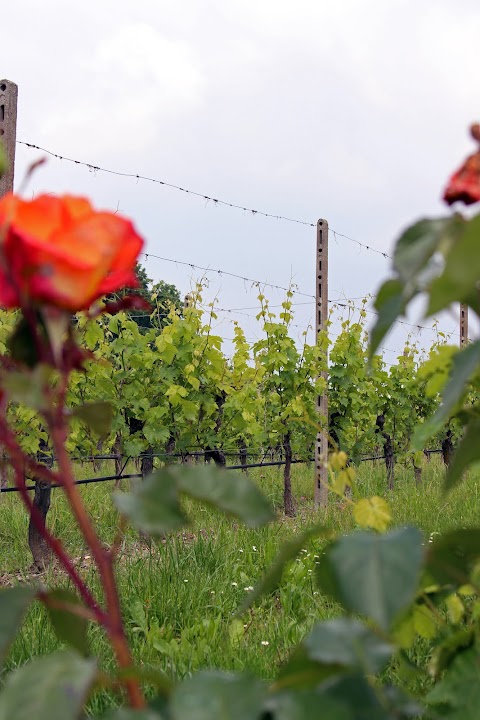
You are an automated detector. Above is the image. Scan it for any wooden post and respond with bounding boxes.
[314,219,329,508]
[0,80,18,196]
[460,303,468,347]
[0,81,16,490]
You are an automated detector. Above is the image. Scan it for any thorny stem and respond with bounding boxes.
[49,377,145,708]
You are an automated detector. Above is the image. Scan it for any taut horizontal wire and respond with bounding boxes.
[17,140,392,259]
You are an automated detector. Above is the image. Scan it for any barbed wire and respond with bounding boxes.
[16,140,454,340]
[17,140,392,259]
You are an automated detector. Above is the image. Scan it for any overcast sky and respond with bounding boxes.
[3,0,479,358]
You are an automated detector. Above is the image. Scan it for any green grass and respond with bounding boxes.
[1,456,479,715]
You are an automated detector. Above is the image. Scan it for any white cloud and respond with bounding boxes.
[39,23,206,158]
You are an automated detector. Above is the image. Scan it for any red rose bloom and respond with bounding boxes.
[443,123,480,206]
[443,151,480,206]
[0,194,144,311]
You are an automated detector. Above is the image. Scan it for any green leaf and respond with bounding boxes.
[45,589,90,657]
[319,674,415,720]
[393,217,456,284]
[6,315,42,368]
[428,628,473,679]
[354,496,392,532]
[427,529,480,586]
[265,689,350,720]
[174,465,274,528]
[412,604,437,639]
[370,279,405,357]
[115,465,274,536]
[84,320,105,351]
[0,586,37,666]
[428,214,480,315]
[304,618,393,675]
[316,527,424,631]
[0,650,97,720]
[237,523,331,615]
[412,341,480,448]
[427,647,480,719]
[1,365,51,411]
[170,671,266,720]
[114,474,186,537]
[71,401,114,437]
[445,417,480,492]
[100,710,164,720]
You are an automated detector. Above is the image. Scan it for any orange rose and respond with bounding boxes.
[443,123,480,206]
[0,193,144,311]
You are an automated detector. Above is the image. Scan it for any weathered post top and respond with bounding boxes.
[0,79,18,197]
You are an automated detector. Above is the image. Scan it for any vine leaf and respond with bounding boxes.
[354,496,391,532]
[316,527,424,632]
[0,650,97,720]
[412,340,480,449]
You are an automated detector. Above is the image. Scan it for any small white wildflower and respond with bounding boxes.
[252,546,257,551]
[313,591,319,596]
[210,590,215,595]
[184,579,189,583]
[261,640,269,646]
[244,586,254,592]
[231,582,238,587]
[239,549,244,553]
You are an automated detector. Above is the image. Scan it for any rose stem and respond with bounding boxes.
[49,392,144,708]
[0,420,105,620]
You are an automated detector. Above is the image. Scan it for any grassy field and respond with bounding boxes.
[1,456,479,715]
